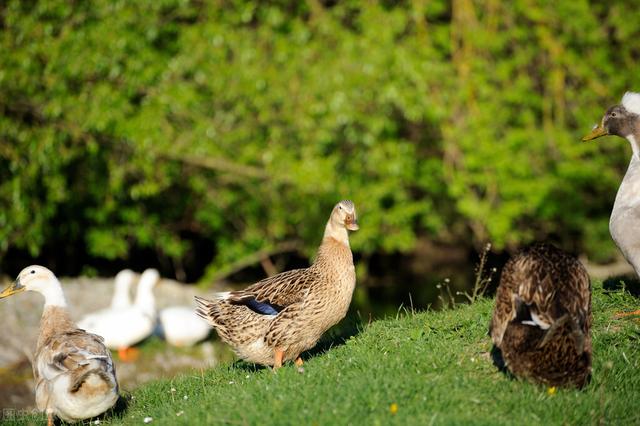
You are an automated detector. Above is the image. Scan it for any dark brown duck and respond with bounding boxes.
[489,243,592,388]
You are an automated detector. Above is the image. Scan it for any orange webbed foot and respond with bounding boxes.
[117,347,140,362]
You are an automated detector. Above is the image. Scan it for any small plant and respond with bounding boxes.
[436,278,457,310]
[464,242,496,304]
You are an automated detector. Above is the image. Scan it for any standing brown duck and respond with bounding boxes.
[195,200,359,369]
[489,243,592,388]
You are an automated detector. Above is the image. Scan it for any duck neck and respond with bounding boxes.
[625,135,640,160]
[40,279,68,308]
[36,280,75,345]
[111,281,132,309]
[38,306,76,347]
[620,119,640,160]
[323,218,350,248]
[135,284,155,316]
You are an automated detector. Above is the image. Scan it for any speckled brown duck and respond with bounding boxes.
[195,200,359,369]
[489,243,592,388]
[0,266,119,425]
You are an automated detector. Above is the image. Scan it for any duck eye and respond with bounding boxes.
[611,112,617,118]
[30,270,35,274]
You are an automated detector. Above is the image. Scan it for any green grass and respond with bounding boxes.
[5,281,640,425]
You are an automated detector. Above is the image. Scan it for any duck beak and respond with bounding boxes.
[345,218,359,231]
[582,123,608,141]
[0,278,25,299]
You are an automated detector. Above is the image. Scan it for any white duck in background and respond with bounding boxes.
[79,268,160,361]
[158,305,210,347]
[77,269,136,330]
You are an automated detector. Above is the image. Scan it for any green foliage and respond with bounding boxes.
[2,0,640,275]
[5,281,640,425]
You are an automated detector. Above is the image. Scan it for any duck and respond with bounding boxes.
[0,265,119,425]
[195,200,359,369]
[489,243,592,388]
[77,269,136,330]
[158,305,210,347]
[80,268,160,361]
[583,91,640,317]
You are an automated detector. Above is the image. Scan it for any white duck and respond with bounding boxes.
[77,269,136,330]
[0,266,119,425]
[79,268,160,361]
[158,305,210,347]
[583,91,640,317]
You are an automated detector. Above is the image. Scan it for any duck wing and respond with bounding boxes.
[34,329,117,390]
[226,268,321,313]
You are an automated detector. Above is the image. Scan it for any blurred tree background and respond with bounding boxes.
[1,0,639,292]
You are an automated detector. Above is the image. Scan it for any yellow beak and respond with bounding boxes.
[0,279,25,299]
[582,124,608,141]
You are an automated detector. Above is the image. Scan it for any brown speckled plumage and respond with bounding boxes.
[34,307,118,422]
[489,243,592,388]
[195,200,358,367]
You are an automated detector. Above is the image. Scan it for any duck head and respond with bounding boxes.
[332,200,359,231]
[583,92,640,155]
[1,265,66,306]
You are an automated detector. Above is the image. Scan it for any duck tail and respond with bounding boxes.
[194,295,219,324]
[194,295,271,348]
[69,367,115,394]
[194,296,235,330]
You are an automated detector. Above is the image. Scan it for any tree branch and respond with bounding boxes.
[201,240,304,286]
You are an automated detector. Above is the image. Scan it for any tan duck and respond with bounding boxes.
[583,91,640,317]
[196,200,359,369]
[489,243,592,388]
[0,266,119,425]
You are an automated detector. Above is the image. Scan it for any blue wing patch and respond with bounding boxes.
[245,298,281,316]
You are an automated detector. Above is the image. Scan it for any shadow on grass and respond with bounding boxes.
[603,275,640,298]
[231,361,267,372]
[229,313,365,371]
[490,345,515,381]
[300,313,364,361]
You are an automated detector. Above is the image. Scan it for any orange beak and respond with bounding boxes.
[345,216,359,231]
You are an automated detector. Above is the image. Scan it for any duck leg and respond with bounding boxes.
[538,314,570,349]
[273,349,284,371]
[47,413,53,426]
[294,357,304,367]
[615,309,640,319]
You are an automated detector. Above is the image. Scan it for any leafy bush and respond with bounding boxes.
[2,0,639,278]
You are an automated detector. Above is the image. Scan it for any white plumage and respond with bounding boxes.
[158,306,210,347]
[622,91,640,115]
[79,269,160,350]
[77,269,135,330]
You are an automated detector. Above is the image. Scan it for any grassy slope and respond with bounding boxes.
[7,282,640,425]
